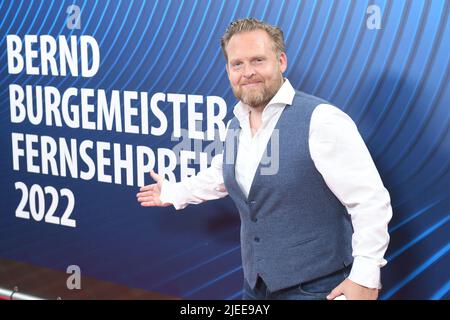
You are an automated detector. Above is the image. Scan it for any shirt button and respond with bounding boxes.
[254,237,260,243]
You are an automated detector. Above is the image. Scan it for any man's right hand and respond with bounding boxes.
[136,170,172,207]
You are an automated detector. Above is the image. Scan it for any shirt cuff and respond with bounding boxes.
[159,180,189,210]
[348,256,383,289]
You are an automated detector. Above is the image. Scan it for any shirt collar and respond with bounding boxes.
[232,78,295,124]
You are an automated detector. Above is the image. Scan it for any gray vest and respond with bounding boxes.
[223,91,354,292]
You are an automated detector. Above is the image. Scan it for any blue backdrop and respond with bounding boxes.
[0,0,448,300]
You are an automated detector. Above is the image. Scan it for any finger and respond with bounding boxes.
[150,170,161,183]
[327,286,343,300]
[141,201,156,207]
[140,184,156,192]
[136,190,156,198]
[137,195,156,203]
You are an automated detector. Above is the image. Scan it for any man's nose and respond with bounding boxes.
[242,64,256,78]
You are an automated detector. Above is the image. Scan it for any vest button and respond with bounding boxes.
[254,237,260,242]
[251,217,258,223]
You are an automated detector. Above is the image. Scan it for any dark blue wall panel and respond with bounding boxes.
[0,0,448,299]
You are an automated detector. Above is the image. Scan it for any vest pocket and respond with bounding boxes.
[289,236,318,248]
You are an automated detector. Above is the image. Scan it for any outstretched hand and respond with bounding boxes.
[136,170,172,207]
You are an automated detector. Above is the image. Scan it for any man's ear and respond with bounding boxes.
[279,52,287,73]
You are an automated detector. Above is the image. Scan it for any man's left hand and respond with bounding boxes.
[326,278,379,300]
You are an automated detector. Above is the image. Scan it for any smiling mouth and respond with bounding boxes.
[242,82,262,87]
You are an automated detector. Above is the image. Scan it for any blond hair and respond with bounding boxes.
[221,18,286,61]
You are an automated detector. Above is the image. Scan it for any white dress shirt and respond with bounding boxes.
[160,79,392,289]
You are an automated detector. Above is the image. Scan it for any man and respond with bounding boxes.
[136,18,392,300]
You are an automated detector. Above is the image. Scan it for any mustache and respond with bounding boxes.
[240,80,263,85]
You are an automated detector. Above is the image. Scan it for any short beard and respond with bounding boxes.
[240,87,272,109]
[233,76,283,109]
